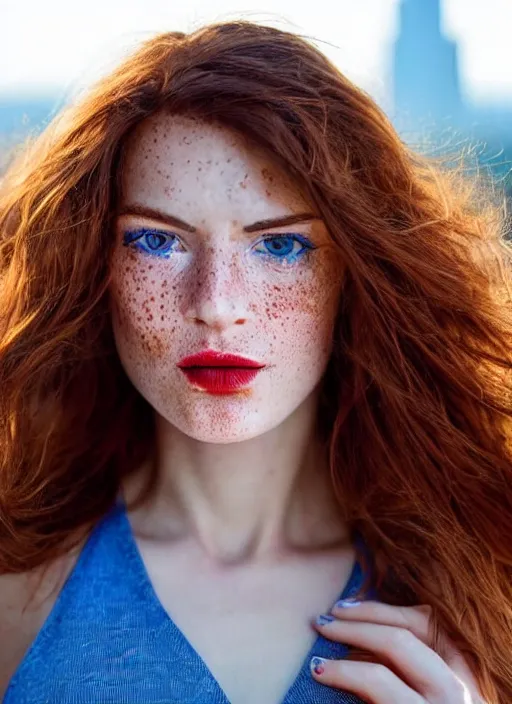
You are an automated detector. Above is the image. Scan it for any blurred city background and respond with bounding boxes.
[1,0,511,207]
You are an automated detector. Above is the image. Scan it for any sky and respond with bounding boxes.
[2,0,512,106]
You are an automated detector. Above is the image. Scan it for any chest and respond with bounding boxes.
[136,537,357,704]
[167,589,324,704]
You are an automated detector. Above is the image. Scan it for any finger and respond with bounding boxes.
[330,601,456,660]
[327,603,482,699]
[313,618,466,701]
[310,656,426,704]
[330,602,433,640]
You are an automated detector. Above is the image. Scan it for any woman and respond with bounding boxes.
[0,20,511,704]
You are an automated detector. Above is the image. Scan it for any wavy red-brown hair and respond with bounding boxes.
[1,21,512,701]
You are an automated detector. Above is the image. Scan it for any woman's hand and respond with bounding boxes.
[310,599,485,703]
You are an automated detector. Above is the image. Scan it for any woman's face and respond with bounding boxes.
[110,113,343,443]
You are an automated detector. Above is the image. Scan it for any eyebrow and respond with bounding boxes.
[117,204,320,233]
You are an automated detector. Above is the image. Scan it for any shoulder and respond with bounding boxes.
[0,553,79,699]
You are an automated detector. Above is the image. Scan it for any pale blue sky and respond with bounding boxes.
[2,0,511,105]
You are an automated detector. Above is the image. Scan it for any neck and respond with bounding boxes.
[124,393,347,565]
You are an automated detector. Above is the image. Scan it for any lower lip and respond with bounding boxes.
[179,367,262,394]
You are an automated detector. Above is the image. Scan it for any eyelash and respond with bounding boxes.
[122,228,317,264]
[123,229,179,258]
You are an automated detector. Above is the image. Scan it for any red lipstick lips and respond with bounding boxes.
[177,350,265,395]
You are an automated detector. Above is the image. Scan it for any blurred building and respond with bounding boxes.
[394,0,463,128]
[392,0,512,207]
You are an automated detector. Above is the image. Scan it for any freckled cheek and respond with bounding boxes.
[258,266,341,354]
[110,255,183,358]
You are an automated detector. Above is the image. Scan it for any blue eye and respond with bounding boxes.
[253,234,315,263]
[122,228,180,258]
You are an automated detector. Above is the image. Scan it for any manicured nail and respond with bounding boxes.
[316,613,336,626]
[310,656,327,676]
[335,598,362,608]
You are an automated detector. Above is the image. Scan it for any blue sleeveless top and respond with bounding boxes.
[4,499,372,704]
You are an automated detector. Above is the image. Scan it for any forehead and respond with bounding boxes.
[118,112,311,219]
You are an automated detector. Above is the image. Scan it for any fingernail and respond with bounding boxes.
[310,656,327,676]
[335,598,362,608]
[315,613,336,626]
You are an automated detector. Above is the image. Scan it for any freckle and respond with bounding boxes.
[150,296,155,302]
[161,293,165,298]
[160,315,164,321]
[160,304,164,310]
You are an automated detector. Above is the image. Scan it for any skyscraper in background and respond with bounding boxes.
[391,0,511,204]
[393,0,463,129]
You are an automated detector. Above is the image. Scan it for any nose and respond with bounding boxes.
[184,248,249,331]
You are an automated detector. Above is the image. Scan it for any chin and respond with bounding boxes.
[188,430,262,445]
[176,418,275,445]
[164,400,285,444]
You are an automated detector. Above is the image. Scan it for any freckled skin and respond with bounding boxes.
[109,113,344,443]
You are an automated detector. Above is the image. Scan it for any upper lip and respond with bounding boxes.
[177,350,265,368]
